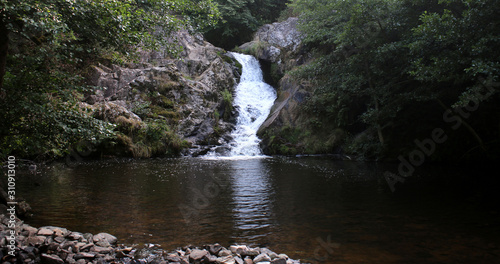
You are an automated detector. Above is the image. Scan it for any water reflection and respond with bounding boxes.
[14,157,500,264]
[229,159,274,241]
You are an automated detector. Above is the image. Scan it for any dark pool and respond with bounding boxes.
[15,157,500,263]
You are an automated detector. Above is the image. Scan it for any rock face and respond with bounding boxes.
[84,30,241,156]
[0,214,304,264]
[254,17,303,57]
[238,18,313,155]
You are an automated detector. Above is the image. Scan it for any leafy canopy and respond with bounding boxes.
[289,0,500,159]
[0,0,220,160]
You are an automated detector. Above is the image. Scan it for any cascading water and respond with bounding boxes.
[206,52,276,159]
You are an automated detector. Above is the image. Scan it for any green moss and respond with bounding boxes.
[157,80,180,94]
[151,95,175,109]
[115,115,143,134]
[149,105,180,120]
[239,41,269,57]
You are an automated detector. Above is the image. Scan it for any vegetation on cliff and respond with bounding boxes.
[2,0,499,163]
[0,0,220,161]
[270,0,500,161]
[204,0,289,49]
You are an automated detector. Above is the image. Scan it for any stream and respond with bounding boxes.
[14,54,500,263]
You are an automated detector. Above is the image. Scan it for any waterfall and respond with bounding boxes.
[205,52,276,159]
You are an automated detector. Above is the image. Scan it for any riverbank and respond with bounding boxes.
[0,214,303,264]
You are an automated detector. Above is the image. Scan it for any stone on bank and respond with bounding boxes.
[0,215,304,264]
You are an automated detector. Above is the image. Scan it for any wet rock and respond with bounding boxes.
[54,236,65,243]
[39,226,70,237]
[234,256,244,264]
[243,247,260,257]
[82,233,93,243]
[21,224,38,236]
[93,232,117,247]
[74,252,96,260]
[0,214,303,264]
[37,228,54,236]
[26,235,47,246]
[41,253,64,264]
[189,249,208,261]
[116,250,129,259]
[203,254,218,263]
[208,243,223,255]
[79,242,94,252]
[67,232,84,241]
[218,248,232,257]
[134,248,153,259]
[216,255,235,264]
[271,259,286,264]
[253,253,272,263]
[166,253,181,262]
[93,245,112,254]
[229,245,248,255]
[47,241,61,252]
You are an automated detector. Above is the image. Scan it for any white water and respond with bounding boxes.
[205,52,276,159]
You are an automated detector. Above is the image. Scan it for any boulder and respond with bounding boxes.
[255,17,303,53]
[93,233,117,247]
[189,249,209,261]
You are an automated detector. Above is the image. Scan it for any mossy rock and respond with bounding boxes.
[151,95,175,109]
[149,105,180,120]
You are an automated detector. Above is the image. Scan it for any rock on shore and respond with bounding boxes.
[0,215,304,264]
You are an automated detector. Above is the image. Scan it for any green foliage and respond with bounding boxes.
[239,41,270,56]
[113,118,188,158]
[0,0,219,160]
[204,0,290,49]
[221,88,233,121]
[288,0,500,160]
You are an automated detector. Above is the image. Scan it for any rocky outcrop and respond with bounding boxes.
[0,214,303,264]
[238,18,317,155]
[84,30,241,156]
[238,17,307,75]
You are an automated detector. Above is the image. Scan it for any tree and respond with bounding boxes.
[289,0,500,160]
[204,0,289,49]
[0,0,220,160]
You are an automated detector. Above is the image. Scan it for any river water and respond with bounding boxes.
[16,158,500,263]
[14,54,500,263]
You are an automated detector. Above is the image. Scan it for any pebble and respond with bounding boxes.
[0,214,304,264]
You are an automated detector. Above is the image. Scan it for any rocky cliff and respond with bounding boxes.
[239,17,345,155]
[82,30,241,157]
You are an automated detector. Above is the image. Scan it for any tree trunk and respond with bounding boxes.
[375,98,385,145]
